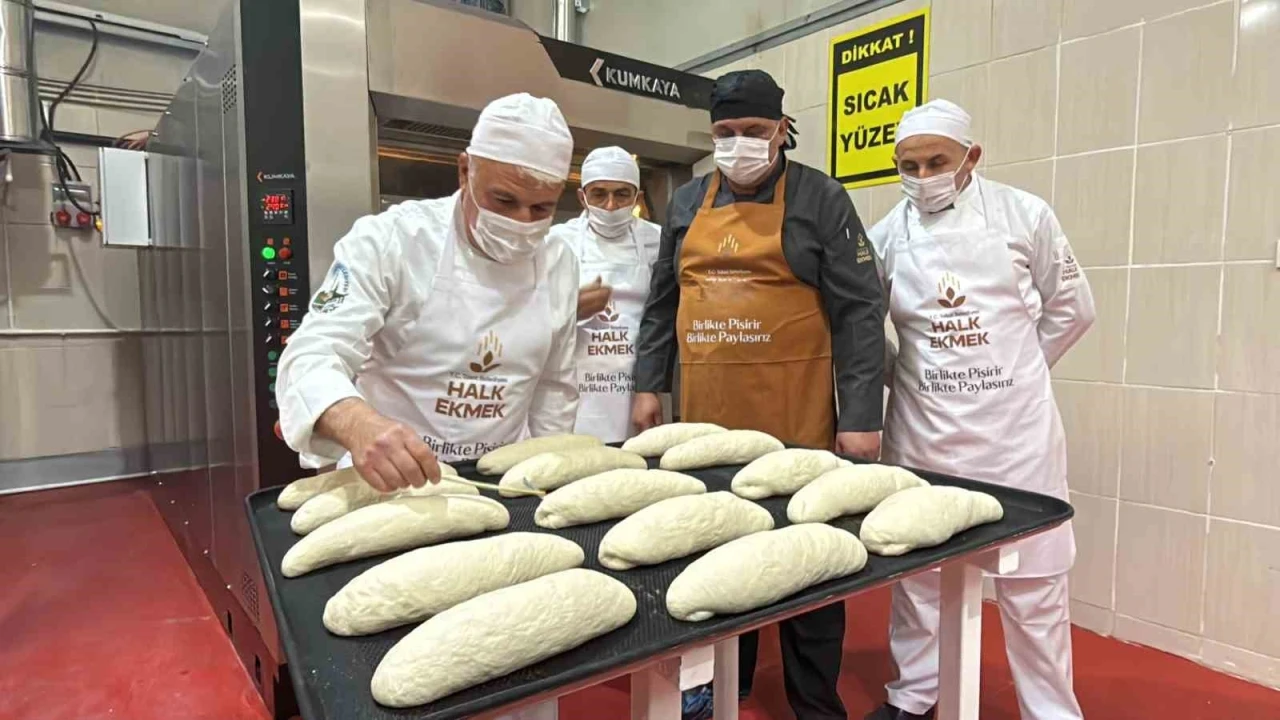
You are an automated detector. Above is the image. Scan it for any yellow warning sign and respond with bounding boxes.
[828,9,930,189]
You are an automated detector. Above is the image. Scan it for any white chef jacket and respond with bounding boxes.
[870,174,1095,578]
[871,175,1095,373]
[548,215,662,267]
[276,193,581,468]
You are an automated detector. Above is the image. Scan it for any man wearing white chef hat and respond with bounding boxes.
[548,146,662,443]
[276,93,581,507]
[865,98,1094,720]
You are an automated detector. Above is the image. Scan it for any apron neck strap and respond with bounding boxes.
[703,163,789,210]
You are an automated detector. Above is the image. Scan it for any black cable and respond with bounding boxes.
[30,10,100,217]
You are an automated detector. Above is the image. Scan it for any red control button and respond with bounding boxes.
[278,270,288,280]
[54,209,71,226]
[282,334,292,345]
[280,319,291,329]
[278,287,289,297]
[76,212,91,227]
[279,247,293,260]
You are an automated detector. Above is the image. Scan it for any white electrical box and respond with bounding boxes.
[98,147,153,247]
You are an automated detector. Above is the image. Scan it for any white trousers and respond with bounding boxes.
[886,572,1084,720]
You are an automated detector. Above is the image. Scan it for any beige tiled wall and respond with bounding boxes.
[1,28,190,461]
[709,0,1280,691]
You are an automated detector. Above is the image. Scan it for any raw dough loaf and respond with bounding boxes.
[324,532,585,636]
[280,495,508,577]
[498,446,647,498]
[621,423,727,457]
[666,524,868,622]
[730,448,847,500]
[787,464,929,524]
[534,469,707,529]
[275,462,458,510]
[276,468,357,510]
[476,434,602,475]
[371,568,636,707]
[659,430,784,471]
[290,477,478,535]
[598,491,774,570]
[859,485,1004,556]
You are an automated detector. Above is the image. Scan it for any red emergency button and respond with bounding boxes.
[54,209,71,226]
[76,212,91,227]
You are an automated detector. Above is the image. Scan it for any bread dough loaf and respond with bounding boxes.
[621,423,727,457]
[598,491,774,570]
[534,469,706,529]
[476,434,602,475]
[324,532,584,636]
[281,495,509,577]
[371,568,636,707]
[275,462,458,510]
[659,430,784,471]
[276,468,357,510]
[860,486,1004,556]
[290,477,478,535]
[787,464,929,524]
[666,524,868,622]
[730,448,847,500]
[499,446,647,498]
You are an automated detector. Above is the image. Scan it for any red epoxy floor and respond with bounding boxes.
[3,484,1278,720]
[0,484,270,720]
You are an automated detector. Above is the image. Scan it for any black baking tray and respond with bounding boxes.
[246,458,1072,720]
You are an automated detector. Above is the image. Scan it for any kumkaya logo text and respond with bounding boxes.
[434,331,508,420]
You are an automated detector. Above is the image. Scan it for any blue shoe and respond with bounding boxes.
[681,684,714,720]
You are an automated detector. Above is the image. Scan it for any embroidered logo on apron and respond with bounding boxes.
[310,262,351,313]
[434,330,510,421]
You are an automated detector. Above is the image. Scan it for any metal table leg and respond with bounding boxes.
[712,636,739,720]
[936,549,1020,720]
[631,656,682,720]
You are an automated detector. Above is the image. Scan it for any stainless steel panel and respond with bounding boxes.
[366,0,712,167]
[298,0,376,289]
[0,0,34,142]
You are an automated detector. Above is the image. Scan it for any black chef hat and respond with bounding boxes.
[710,69,798,149]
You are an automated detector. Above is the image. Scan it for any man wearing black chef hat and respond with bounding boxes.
[632,69,886,720]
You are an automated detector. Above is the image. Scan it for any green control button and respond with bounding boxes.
[268,367,277,378]
[267,350,279,361]
[261,246,277,260]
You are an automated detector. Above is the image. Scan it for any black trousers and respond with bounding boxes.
[738,601,846,720]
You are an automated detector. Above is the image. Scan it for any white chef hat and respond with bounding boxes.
[896,99,974,147]
[466,93,575,181]
[580,146,640,188]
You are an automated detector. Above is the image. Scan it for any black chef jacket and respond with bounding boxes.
[633,155,886,433]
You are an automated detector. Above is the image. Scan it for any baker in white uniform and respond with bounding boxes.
[276,92,579,502]
[548,146,661,442]
[866,99,1096,720]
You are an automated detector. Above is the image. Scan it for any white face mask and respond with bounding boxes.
[585,203,635,239]
[901,147,974,214]
[465,181,552,264]
[713,123,780,186]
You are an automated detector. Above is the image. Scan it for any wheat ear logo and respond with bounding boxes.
[937,273,966,309]
[596,301,620,324]
[469,331,503,373]
[717,234,740,256]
